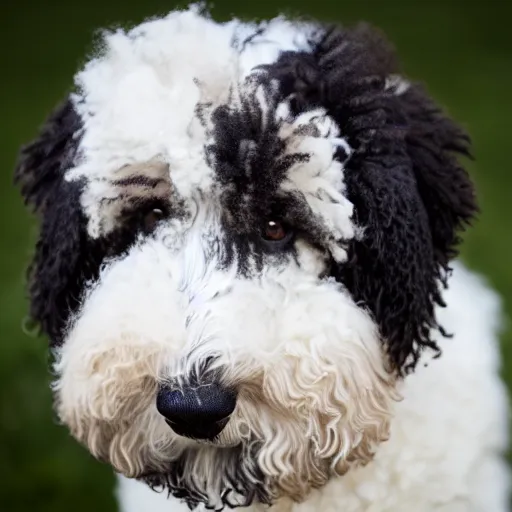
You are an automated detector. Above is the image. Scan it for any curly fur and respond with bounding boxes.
[259,26,477,374]
[15,5,508,512]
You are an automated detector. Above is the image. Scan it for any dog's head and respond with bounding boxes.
[15,6,477,510]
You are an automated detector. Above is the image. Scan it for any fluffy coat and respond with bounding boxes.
[15,5,510,511]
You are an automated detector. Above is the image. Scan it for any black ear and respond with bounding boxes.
[336,60,477,376]
[398,84,477,268]
[337,89,477,375]
[15,99,90,345]
[262,24,478,375]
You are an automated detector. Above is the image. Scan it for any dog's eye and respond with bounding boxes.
[262,220,290,242]
[143,208,165,234]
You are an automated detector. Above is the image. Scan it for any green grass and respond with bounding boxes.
[1,1,511,510]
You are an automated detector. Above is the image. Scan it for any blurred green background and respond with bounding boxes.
[1,0,511,510]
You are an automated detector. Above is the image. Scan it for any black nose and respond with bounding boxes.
[156,383,237,440]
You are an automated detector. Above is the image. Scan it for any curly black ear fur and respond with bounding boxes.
[262,24,478,375]
[14,100,95,345]
[398,84,477,267]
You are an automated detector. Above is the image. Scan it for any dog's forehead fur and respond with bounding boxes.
[68,10,358,268]
[16,4,477,372]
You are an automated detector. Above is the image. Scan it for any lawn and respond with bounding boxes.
[0,1,511,510]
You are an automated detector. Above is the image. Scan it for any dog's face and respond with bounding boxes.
[15,7,477,510]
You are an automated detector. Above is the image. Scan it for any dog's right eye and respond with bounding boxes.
[142,208,165,234]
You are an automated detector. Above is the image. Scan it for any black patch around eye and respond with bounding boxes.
[204,80,312,268]
[103,198,173,257]
[259,225,295,252]
[142,207,166,234]
[134,201,170,236]
[259,24,477,375]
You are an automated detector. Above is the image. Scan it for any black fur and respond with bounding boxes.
[15,100,88,344]
[204,86,309,273]
[141,443,271,510]
[15,18,478,511]
[16,24,477,371]
[205,84,354,275]
[261,24,477,374]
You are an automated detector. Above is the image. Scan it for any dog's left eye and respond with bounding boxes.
[261,219,292,243]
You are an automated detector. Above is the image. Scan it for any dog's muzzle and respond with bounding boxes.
[156,383,237,440]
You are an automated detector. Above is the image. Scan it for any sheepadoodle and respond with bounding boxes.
[15,4,510,511]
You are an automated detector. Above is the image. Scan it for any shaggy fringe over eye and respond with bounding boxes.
[261,24,478,375]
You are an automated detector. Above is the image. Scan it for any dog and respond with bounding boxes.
[15,4,510,511]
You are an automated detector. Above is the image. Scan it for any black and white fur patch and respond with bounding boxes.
[15,6,478,510]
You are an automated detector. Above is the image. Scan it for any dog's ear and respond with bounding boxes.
[15,99,88,344]
[262,24,478,375]
[397,83,477,268]
[323,28,477,376]
[339,81,478,376]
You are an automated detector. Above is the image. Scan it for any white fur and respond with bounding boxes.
[67,6,318,239]
[278,107,359,262]
[55,203,396,495]
[49,5,510,512]
[116,262,510,512]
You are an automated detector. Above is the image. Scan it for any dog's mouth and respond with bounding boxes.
[138,441,273,510]
[174,431,241,449]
